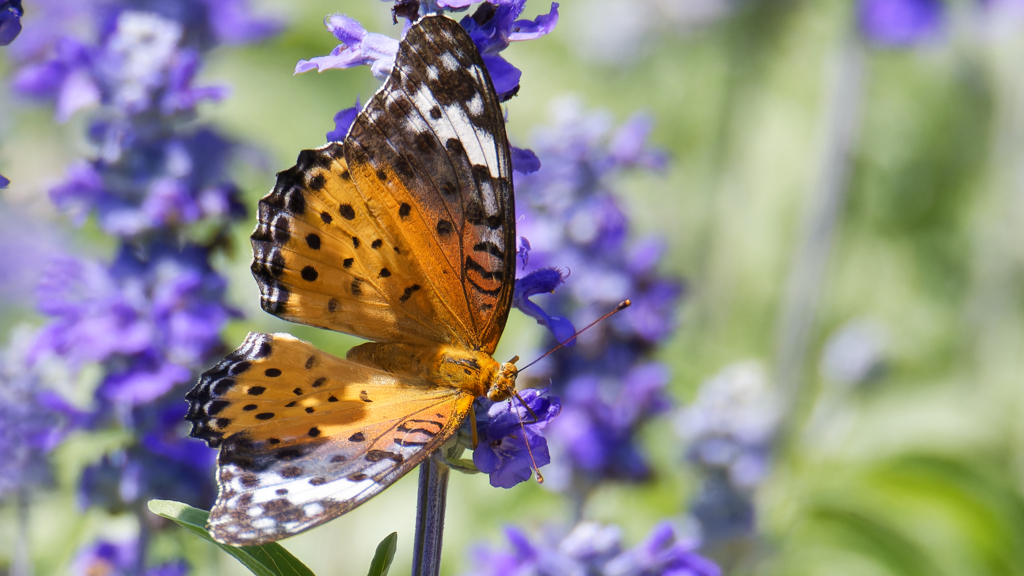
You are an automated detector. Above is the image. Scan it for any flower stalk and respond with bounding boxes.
[413,452,451,576]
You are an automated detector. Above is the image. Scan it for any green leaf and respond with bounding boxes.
[366,532,398,576]
[147,499,316,576]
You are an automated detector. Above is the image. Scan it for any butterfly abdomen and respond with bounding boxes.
[347,341,512,399]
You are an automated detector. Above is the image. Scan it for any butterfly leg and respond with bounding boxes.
[469,404,479,449]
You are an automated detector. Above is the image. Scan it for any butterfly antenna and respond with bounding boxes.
[517,300,632,373]
[513,390,540,424]
[510,396,545,484]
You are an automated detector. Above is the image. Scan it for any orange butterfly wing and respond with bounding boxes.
[187,15,518,545]
[252,15,515,353]
[186,333,473,544]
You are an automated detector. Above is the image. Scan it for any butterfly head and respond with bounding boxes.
[486,360,518,402]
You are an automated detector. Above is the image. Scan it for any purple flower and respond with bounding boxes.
[0,173,9,188]
[79,397,216,512]
[605,522,722,576]
[466,521,720,576]
[295,2,558,102]
[161,48,230,113]
[295,14,399,79]
[457,1,560,99]
[327,97,361,142]
[473,389,560,488]
[511,145,541,174]
[514,268,576,345]
[0,0,23,46]
[71,539,188,576]
[858,0,945,46]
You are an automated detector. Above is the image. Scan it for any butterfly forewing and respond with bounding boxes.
[343,15,516,353]
[252,146,454,345]
[186,332,474,544]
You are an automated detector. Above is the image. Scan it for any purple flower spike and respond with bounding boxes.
[466,521,720,576]
[473,389,560,488]
[327,97,361,142]
[295,14,399,80]
[0,173,9,188]
[0,0,23,46]
[515,268,577,344]
[858,0,945,46]
[604,522,722,576]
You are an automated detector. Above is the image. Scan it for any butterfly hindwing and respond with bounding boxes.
[344,15,516,353]
[186,332,474,544]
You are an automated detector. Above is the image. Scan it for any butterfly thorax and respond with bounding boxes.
[347,342,517,401]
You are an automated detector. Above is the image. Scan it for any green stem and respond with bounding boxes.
[412,452,450,576]
[12,487,31,576]
[773,31,865,440]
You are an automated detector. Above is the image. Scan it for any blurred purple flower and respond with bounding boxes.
[548,363,671,484]
[48,129,245,237]
[0,173,9,188]
[467,521,720,576]
[676,362,779,546]
[35,246,238,407]
[13,37,99,121]
[858,0,945,46]
[0,0,23,46]
[71,538,188,576]
[202,0,282,45]
[0,326,86,500]
[511,101,681,494]
[14,10,233,125]
[819,319,888,387]
[8,0,275,571]
[473,389,560,488]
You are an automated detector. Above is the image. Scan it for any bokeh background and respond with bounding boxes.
[3,0,1024,575]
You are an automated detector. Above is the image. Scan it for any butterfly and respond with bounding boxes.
[185,14,521,545]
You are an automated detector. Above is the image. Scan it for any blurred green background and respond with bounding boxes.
[4,0,1024,575]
